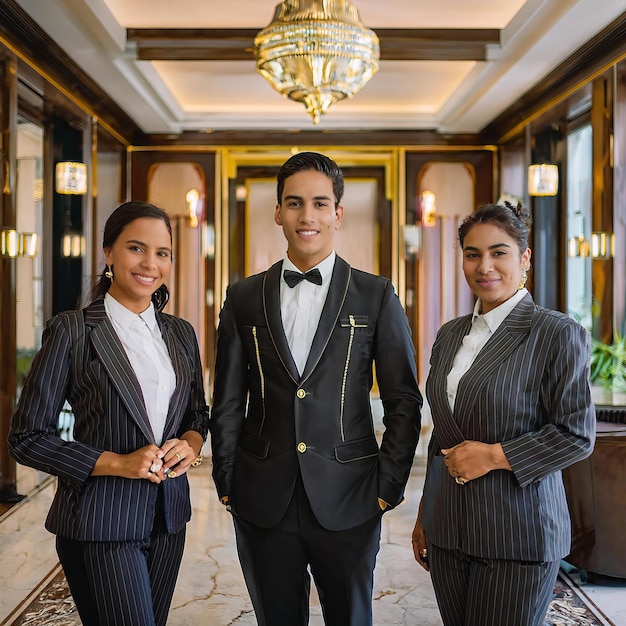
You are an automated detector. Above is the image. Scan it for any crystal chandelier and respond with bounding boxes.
[254,0,380,124]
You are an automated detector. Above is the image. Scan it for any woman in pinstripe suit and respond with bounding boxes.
[411,202,595,626]
[9,202,209,626]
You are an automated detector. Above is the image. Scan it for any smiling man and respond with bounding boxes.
[209,151,422,626]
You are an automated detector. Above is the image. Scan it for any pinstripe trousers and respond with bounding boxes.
[429,544,560,626]
[56,487,186,626]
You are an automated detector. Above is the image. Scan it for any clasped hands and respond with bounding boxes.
[442,440,510,485]
[141,438,197,483]
[95,438,196,484]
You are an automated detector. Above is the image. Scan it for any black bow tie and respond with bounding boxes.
[283,268,323,288]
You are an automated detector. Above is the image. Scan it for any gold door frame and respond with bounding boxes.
[214,146,405,326]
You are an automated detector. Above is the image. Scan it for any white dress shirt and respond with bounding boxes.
[446,288,528,411]
[104,293,176,445]
[280,251,335,375]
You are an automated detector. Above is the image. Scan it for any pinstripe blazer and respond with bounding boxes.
[421,293,595,562]
[9,297,209,542]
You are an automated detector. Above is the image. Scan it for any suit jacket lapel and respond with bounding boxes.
[84,298,155,444]
[454,294,536,425]
[263,261,300,382]
[300,256,350,382]
[262,256,351,384]
[159,316,192,438]
[429,316,471,448]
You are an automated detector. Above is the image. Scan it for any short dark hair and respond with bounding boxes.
[92,201,172,310]
[276,151,344,206]
[458,201,532,253]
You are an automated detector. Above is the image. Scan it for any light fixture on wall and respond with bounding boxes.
[254,0,380,124]
[568,232,614,259]
[568,235,590,258]
[528,164,559,196]
[591,231,614,259]
[1,229,38,258]
[61,232,85,258]
[19,232,38,257]
[186,188,200,228]
[56,161,87,195]
[1,229,18,257]
[420,190,437,227]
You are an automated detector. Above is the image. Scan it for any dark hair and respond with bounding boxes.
[276,151,344,206]
[458,201,532,254]
[92,201,172,311]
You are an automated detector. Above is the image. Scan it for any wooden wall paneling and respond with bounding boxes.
[592,72,614,342]
[0,55,21,502]
[614,61,626,334]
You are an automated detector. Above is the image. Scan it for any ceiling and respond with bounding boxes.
[14,0,626,136]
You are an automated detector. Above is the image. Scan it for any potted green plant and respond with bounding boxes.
[590,332,626,405]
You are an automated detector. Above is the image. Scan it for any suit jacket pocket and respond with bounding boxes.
[335,436,379,463]
[339,315,369,329]
[239,431,270,459]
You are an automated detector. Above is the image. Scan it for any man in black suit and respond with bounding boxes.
[210,151,422,626]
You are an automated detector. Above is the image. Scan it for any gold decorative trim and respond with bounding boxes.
[217,147,402,310]
[0,34,130,147]
[498,50,626,145]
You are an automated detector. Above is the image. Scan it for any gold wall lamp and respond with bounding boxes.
[568,232,614,259]
[528,164,559,196]
[1,229,38,258]
[56,161,87,195]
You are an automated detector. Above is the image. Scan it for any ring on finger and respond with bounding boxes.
[175,453,181,461]
[150,462,161,473]
[455,476,467,485]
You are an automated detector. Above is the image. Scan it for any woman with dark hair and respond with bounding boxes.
[9,201,209,626]
[411,202,595,625]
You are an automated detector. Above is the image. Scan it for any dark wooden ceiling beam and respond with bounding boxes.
[127,28,500,62]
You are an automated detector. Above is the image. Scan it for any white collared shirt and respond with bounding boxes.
[446,288,528,411]
[280,251,335,375]
[104,293,176,445]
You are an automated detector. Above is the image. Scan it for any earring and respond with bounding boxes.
[518,269,527,290]
[105,265,114,281]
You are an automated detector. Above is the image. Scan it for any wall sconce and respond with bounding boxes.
[1,229,38,258]
[591,231,614,259]
[62,233,85,258]
[568,235,590,258]
[186,188,200,228]
[528,164,559,196]
[56,162,87,195]
[1,229,18,257]
[19,232,38,257]
[568,232,614,259]
[420,190,437,227]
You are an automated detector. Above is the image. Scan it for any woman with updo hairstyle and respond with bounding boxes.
[411,201,595,625]
[9,201,209,626]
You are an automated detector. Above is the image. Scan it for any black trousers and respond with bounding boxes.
[429,544,560,626]
[233,475,382,626]
[56,487,186,626]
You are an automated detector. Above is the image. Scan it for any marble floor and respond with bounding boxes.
[2,453,626,626]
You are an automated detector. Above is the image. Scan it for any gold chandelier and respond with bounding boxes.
[254,0,380,124]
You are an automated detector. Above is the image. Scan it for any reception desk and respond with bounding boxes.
[562,405,626,578]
